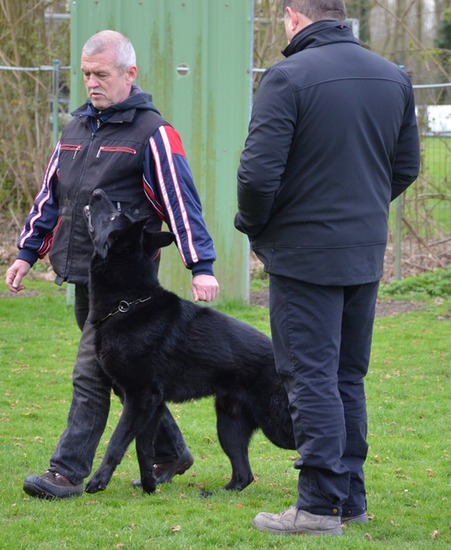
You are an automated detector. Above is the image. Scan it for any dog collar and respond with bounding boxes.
[95,296,152,326]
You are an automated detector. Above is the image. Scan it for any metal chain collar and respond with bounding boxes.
[95,295,152,326]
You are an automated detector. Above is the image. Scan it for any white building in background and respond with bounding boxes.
[418,105,451,136]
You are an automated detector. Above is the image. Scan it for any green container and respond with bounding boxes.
[70,0,253,302]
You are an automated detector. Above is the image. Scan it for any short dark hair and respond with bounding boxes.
[282,0,347,21]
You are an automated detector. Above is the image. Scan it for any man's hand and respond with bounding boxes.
[5,259,31,293]
[192,274,220,303]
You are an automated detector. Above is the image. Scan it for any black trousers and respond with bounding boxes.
[269,275,379,518]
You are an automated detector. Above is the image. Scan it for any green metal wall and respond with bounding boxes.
[70,0,253,302]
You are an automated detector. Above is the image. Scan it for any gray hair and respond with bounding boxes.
[282,0,347,21]
[82,30,136,71]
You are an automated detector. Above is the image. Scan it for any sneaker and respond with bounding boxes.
[252,506,342,536]
[132,448,194,488]
[342,512,369,524]
[23,470,84,500]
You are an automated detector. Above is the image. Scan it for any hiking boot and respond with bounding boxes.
[342,512,369,524]
[252,506,342,536]
[132,448,194,488]
[23,470,84,500]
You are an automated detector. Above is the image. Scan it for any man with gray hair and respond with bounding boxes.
[6,30,219,499]
[236,0,420,536]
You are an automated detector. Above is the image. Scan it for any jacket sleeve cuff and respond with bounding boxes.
[17,249,39,267]
[191,260,214,277]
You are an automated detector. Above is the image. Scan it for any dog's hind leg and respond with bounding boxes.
[215,398,256,491]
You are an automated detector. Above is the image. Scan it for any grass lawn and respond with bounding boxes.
[0,267,449,549]
[422,136,450,189]
[388,136,450,236]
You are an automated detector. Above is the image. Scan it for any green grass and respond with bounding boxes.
[377,266,451,300]
[0,268,450,549]
[422,136,450,189]
[388,136,451,235]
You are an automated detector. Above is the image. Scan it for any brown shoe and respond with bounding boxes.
[154,448,194,483]
[133,448,194,488]
[23,470,83,500]
[252,506,342,536]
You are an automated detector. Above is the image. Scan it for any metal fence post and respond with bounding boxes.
[52,58,75,306]
[394,195,403,280]
[52,59,60,146]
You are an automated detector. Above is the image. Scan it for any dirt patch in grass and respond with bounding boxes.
[0,226,446,318]
[250,290,425,317]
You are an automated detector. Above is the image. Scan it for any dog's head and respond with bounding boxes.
[84,189,175,261]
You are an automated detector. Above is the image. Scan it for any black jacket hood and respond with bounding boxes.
[282,20,359,57]
[72,85,160,119]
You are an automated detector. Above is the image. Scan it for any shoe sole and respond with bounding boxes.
[252,520,342,536]
[23,475,83,500]
[342,514,369,524]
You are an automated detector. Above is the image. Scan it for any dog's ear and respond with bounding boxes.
[117,218,147,243]
[106,217,147,253]
[142,228,176,255]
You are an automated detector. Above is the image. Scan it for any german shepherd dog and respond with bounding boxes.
[84,189,294,495]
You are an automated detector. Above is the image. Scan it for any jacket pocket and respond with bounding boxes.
[96,146,137,158]
[60,144,82,159]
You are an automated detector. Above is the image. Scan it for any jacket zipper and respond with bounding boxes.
[64,122,97,279]
[63,117,132,279]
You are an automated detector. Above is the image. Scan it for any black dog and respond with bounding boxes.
[84,189,295,495]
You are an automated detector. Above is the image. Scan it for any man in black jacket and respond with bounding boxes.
[236,0,420,537]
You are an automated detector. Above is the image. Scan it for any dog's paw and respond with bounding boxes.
[141,486,156,495]
[85,477,108,494]
[222,475,254,492]
[140,480,157,494]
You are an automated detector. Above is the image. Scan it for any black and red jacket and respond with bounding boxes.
[17,86,216,284]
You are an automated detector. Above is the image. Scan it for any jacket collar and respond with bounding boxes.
[282,20,359,58]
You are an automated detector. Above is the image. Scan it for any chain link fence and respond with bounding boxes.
[385,83,450,281]
[0,70,451,282]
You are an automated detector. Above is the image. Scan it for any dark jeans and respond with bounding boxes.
[269,276,378,518]
[49,284,187,485]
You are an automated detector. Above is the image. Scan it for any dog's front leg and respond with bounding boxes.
[134,404,167,494]
[135,436,156,494]
[85,403,136,493]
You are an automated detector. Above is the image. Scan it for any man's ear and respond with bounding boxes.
[126,65,138,85]
[286,6,299,31]
[285,5,312,39]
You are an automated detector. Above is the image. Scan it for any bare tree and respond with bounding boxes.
[0,0,69,225]
[347,0,373,44]
[253,0,286,88]
[0,0,449,277]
